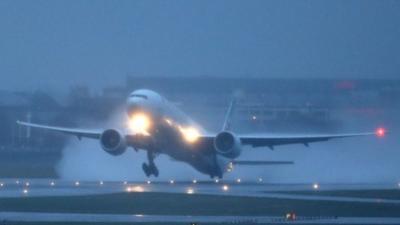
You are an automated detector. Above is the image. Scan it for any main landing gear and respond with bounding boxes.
[142,151,159,177]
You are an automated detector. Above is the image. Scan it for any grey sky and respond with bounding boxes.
[1,0,399,91]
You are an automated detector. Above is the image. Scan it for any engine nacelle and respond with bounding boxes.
[100,129,127,156]
[214,131,242,159]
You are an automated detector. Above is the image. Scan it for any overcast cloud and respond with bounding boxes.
[0,0,399,91]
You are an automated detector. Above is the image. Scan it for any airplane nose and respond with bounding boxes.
[126,97,155,116]
[126,98,143,115]
[126,93,162,117]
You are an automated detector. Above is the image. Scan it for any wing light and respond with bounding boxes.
[128,113,151,135]
[375,127,386,138]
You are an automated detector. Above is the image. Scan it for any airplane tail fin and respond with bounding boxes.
[222,99,236,131]
[232,160,294,166]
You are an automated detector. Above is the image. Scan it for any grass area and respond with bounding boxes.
[0,192,400,217]
[0,223,337,225]
[273,189,400,200]
[3,223,197,225]
[0,223,365,225]
[1,223,176,225]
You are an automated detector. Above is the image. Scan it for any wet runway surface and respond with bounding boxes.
[0,178,399,203]
[0,179,400,223]
[2,212,400,224]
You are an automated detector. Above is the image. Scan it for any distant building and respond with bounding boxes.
[125,76,400,132]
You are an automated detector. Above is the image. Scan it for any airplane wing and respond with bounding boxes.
[218,100,385,150]
[18,121,385,151]
[239,132,381,149]
[16,121,102,140]
[17,121,153,148]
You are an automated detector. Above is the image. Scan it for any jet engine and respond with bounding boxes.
[100,129,127,156]
[214,131,242,159]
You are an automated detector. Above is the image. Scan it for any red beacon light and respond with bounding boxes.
[375,127,386,138]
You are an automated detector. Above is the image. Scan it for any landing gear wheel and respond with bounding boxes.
[143,150,159,177]
[150,164,159,177]
[142,163,151,177]
[142,162,159,177]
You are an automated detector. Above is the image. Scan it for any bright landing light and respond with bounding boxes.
[179,126,200,143]
[129,113,151,135]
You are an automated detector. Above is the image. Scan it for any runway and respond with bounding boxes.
[0,178,400,224]
[0,178,399,204]
[2,212,400,224]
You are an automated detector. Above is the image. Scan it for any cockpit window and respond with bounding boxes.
[130,94,148,99]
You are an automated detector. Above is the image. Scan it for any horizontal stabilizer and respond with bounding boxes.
[232,160,294,166]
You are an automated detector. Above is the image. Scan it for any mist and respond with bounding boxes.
[56,107,205,181]
[227,136,399,184]
[56,138,204,181]
[56,128,399,183]
[1,0,399,184]
[56,98,400,184]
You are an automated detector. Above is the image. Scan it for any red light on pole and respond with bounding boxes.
[375,127,386,138]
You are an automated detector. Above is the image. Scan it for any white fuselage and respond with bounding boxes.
[126,89,229,178]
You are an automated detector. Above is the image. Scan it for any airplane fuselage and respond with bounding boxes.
[127,89,228,178]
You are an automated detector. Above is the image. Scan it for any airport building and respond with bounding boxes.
[124,76,400,133]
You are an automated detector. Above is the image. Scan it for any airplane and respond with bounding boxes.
[17,89,386,178]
